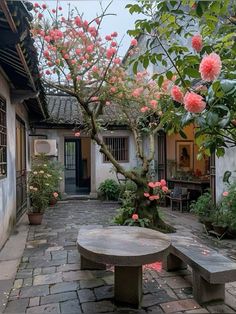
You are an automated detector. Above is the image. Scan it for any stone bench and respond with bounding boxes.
[163,236,236,304]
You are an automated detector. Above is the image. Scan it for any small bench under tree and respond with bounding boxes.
[163,236,236,304]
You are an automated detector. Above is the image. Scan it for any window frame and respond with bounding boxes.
[0,96,7,179]
[103,136,129,163]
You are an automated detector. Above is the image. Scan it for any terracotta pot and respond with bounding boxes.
[27,212,43,225]
[49,198,57,206]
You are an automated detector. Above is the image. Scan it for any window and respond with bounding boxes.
[103,137,129,162]
[0,97,7,178]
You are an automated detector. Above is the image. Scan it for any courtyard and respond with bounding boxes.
[1,201,236,314]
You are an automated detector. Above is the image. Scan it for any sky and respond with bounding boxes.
[31,0,141,56]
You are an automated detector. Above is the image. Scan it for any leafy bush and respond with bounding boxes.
[190,191,214,220]
[98,179,120,201]
[119,180,137,200]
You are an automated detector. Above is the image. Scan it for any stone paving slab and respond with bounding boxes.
[2,201,236,313]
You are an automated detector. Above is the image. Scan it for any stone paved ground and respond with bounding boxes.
[2,200,236,313]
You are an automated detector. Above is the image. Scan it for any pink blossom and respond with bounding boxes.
[111,41,117,47]
[52,9,56,13]
[34,2,40,8]
[150,100,158,108]
[144,192,150,198]
[43,50,50,58]
[148,182,156,188]
[38,13,43,19]
[160,179,166,186]
[113,58,121,65]
[74,131,80,137]
[45,70,51,75]
[44,36,51,43]
[199,53,222,81]
[71,60,76,65]
[91,96,99,101]
[149,195,160,201]
[63,54,69,60]
[183,92,206,113]
[223,191,229,197]
[162,186,168,192]
[111,32,118,37]
[83,20,89,28]
[132,88,143,98]
[192,34,203,52]
[171,85,184,103]
[132,214,139,220]
[86,45,94,53]
[162,79,171,92]
[92,66,98,73]
[141,106,149,113]
[58,6,62,10]
[75,16,82,27]
[106,101,111,105]
[105,35,112,41]
[75,48,81,55]
[106,48,116,59]
[53,192,59,198]
[55,59,60,65]
[131,38,138,46]
[110,87,117,93]
[95,18,100,25]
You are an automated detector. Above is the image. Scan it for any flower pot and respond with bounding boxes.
[49,198,57,206]
[27,213,43,225]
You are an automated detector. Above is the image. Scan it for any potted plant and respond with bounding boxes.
[190,191,214,231]
[28,157,54,225]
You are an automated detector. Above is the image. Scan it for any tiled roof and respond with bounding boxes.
[45,94,130,126]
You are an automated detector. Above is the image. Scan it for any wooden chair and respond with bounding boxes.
[167,186,190,212]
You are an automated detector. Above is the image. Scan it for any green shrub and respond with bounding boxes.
[190,191,214,220]
[98,179,120,201]
[119,180,137,200]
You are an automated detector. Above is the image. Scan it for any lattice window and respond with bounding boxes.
[0,98,7,178]
[103,137,129,162]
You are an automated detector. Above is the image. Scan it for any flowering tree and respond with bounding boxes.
[127,0,236,158]
[32,3,172,230]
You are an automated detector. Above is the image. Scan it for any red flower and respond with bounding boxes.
[150,100,158,108]
[223,191,229,197]
[132,214,139,220]
[144,192,150,198]
[171,85,183,103]
[199,53,222,82]
[183,92,206,113]
[140,106,149,113]
[192,34,203,52]
[162,186,168,192]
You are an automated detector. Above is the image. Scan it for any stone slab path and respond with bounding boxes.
[1,200,236,313]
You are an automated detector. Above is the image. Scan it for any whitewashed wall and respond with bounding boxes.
[215,147,236,201]
[35,128,139,193]
[94,130,138,190]
[0,72,29,249]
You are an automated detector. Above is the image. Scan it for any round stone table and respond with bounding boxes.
[77,225,170,307]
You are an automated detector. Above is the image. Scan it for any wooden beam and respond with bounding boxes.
[0,0,36,91]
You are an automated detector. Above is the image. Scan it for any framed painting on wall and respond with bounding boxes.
[176,140,194,171]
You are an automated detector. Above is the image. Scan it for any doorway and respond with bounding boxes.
[64,138,91,194]
[15,115,27,220]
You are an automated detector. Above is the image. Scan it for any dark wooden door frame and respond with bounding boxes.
[15,114,27,221]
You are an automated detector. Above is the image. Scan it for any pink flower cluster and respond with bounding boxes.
[191,34,203,52]
[144,179,168,201]
[132,214,139,220]
[199,53,222,82]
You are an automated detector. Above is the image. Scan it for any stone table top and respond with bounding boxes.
[77,226,170,266]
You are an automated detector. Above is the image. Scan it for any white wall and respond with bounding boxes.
[95,130,138,189]
[35,128,139,193]
[215,147,236,201]
[0,72,29,249]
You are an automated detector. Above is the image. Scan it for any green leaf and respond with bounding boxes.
[166,71,173,80]
[185,67,200,78]
[216,147,225,157]
[158,75,164,88]
[133,61,138,75]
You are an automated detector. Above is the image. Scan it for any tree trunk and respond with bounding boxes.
[134,184,175,233]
